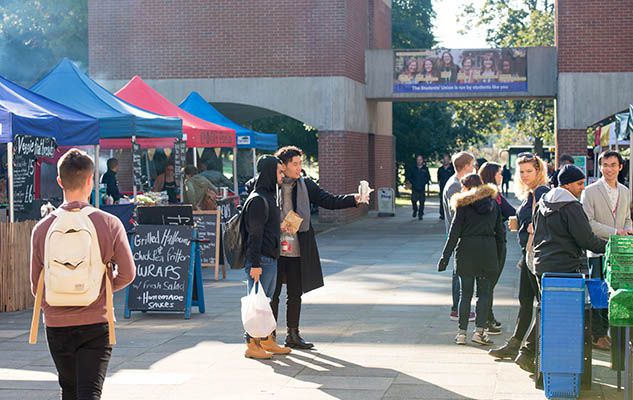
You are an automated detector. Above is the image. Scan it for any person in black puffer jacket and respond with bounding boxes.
[438,174,504,347]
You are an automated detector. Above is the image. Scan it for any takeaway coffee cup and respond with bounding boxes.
[508,216,519,232]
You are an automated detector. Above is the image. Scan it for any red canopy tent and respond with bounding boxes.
[115,76,236,148]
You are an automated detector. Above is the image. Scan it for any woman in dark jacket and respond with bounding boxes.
[479,162,516,333]
[438,174,504,346]
[488,153,549,374]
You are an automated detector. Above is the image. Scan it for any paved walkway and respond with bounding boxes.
[0,200,624,399]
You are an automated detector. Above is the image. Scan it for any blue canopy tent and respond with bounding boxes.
[0,74,99,221]
[31,58,182,142]
[179,91,278,178]
[31,58,183,199]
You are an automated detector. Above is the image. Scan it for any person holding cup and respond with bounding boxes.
[478,162,516,335]
[488,152,549,373]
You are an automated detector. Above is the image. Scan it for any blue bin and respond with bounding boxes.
[585,278,609,309]
[540,273,585,374]
[544,372,580,399]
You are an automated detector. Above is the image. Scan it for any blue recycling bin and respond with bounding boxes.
[540,273,585,399]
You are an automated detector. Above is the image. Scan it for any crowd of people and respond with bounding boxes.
[434,149,629,377]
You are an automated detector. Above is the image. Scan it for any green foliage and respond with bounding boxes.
[251,116,318,161]
[392,0,436,49]
[0,0,88,85]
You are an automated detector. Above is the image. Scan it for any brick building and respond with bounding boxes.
[89,0,394,222]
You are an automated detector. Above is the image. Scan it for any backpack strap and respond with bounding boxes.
[29,270,44,344]
[105,266,116,345]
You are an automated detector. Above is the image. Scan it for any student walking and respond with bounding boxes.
[406,155,431,220]
[242,155,290,359]
[30,149,136,399]
[488,153,549,371]
[271,146,361,349]
[438,174,504,346]
[437,155,455,220]
[478,162,516,334]
[581,151,633,350]
[442,152,476,321]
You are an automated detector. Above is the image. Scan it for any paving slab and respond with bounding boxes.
[0,199,625,399]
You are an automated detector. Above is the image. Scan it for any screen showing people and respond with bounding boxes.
[394,48,527,93]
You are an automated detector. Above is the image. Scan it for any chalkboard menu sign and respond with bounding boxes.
[127,224,193,312]
[193,211,220,267]
[132,142,146,190]
[174,140,186,181]
[137,205,193,226]
[13,135,56,220]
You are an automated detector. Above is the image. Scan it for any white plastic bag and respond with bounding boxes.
[241,282,276,338]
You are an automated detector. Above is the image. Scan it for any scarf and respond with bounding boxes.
[283,177,311,232]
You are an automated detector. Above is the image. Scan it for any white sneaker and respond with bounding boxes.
[455,332,467,345]
[472,331,494,346]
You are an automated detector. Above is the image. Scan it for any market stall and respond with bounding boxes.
[0,74,99,222]
[179,91,278,182]
[114,76,237,194]
[31,58,183,201]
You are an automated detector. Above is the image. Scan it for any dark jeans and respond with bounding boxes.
[512,260,541,355]
[411,189,426,215]
[588,256,609,338]
[46,323,112,400]
[458,275,492,331]
[271,256,303,329]
[452,267,460,312]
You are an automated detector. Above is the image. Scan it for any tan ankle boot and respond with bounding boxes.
[245,338,272,359]
[260,335,292,354]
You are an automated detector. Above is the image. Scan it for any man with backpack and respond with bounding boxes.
[241,155,290,359]
[29,148,136,399]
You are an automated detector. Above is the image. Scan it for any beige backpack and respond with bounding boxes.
[30,207,116,344]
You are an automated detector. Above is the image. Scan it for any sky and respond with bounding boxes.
[432,0,489,48]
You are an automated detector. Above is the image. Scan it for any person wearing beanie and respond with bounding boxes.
[532,164,607,276]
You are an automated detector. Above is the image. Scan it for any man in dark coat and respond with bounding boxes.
[407,155,431,220]
[437,154,455,220]
[272,146,360,349]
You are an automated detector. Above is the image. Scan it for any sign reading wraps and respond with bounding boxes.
[173,140,186,181]
[393,48,527,94]
[127,224,192,312]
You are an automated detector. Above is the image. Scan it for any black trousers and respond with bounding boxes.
[46,323,112,400]
[411,189,426,215]
[271,256,303,329]
[488,241,508,321]
[512,257,540,353]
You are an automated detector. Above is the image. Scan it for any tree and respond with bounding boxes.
[392,0,484,180]
[0,0,88,86]
[456,0,555,156]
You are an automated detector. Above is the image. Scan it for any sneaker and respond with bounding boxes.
[486,325,502,335]
[472,331,494,346]
[469,312,476,322]
[492,319,502,328]
[450,310,458,321]
[455,332,467,345]
[412,211,417,218]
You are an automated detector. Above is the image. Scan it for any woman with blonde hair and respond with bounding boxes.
[488,153,549,374]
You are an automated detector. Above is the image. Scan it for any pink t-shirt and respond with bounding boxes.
[30,201,136,327]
